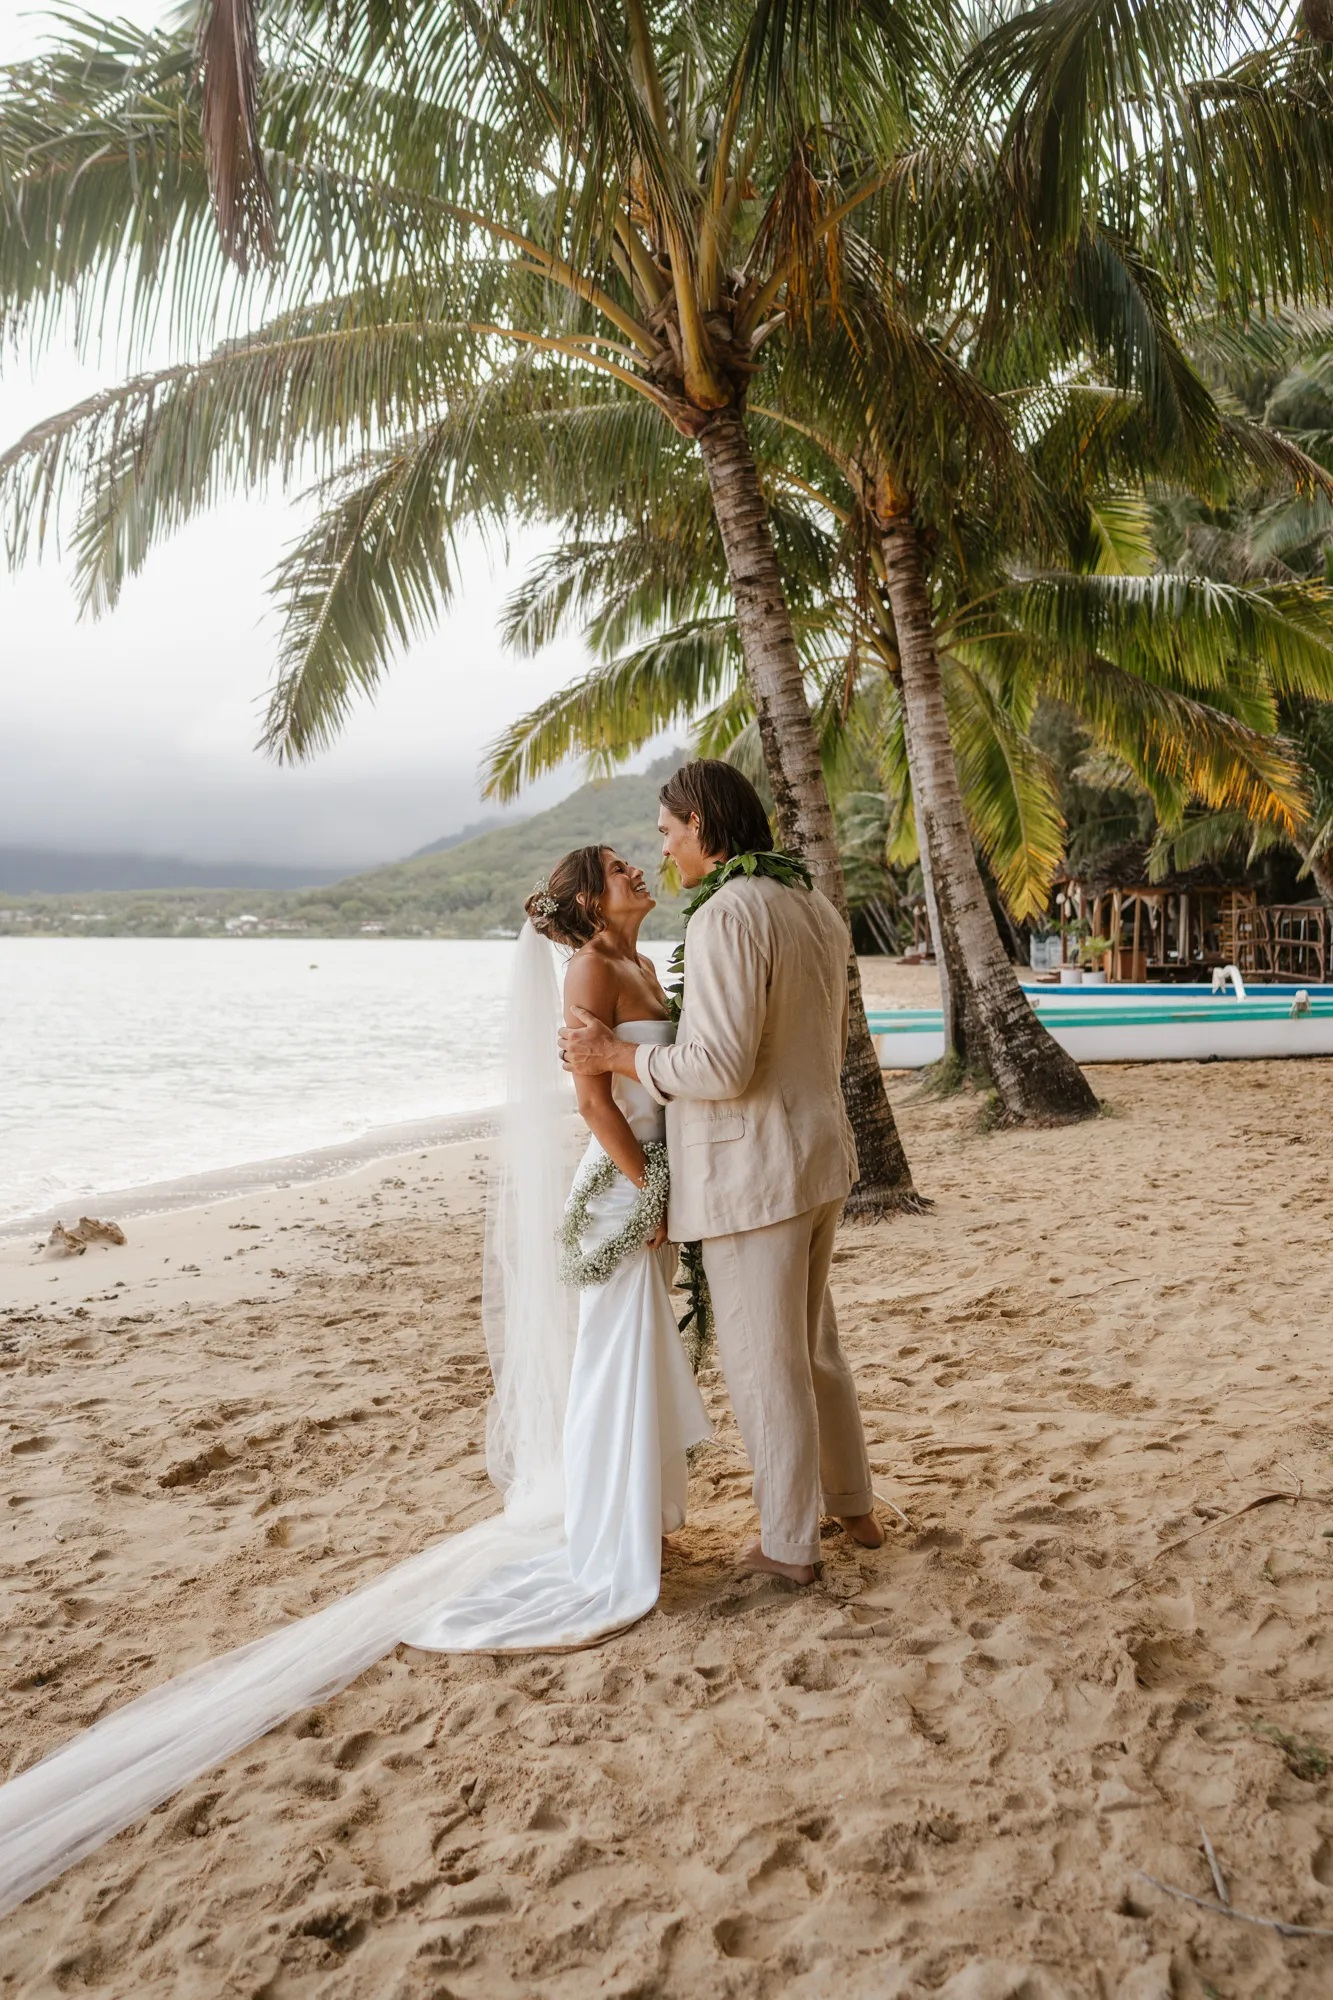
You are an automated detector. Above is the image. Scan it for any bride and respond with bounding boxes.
[0,846,708,1918]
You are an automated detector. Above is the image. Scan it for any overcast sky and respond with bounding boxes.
[0,0,637,869]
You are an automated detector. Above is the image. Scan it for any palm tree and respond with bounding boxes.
[8,1,1333,1135]
[480,245,1333,1121]
[483,390,1333,1046]
[798,0,1333,1103]
[0,0,940,1207]
[826,322,1333,1111]
[473,0,1333,1122]
[938,0,1333,979]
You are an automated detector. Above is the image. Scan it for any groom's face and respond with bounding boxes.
[658,806,716,889]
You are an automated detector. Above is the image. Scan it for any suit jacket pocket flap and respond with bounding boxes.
[683,1107,746,1145]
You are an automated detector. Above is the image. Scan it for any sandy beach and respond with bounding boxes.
[4,986,1333,1996]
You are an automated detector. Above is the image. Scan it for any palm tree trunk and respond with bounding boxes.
[695,405,922,1211]
[1308,850,1333,979]
[899,675,972,1057]
[1306,845,1333,916]
[880,513,1099,1124]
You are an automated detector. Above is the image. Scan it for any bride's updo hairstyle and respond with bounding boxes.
[525,845,609,949]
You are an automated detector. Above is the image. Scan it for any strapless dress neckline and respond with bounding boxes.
[614,1019,674,1044]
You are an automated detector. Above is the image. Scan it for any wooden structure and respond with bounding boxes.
[1054,851,1330,983]
[1229,899,1330,983]
[1055,877,1237,981]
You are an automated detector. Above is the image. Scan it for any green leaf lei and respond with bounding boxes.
[663,848,814,1023]
[558,1141,670,1288]
[664,847,814,1367]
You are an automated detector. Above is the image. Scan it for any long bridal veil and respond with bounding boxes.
[0,924,581,1920]
[479,921,582,1519]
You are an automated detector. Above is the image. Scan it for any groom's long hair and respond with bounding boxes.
[659,760,772,860]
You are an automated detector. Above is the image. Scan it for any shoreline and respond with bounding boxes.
[2,932,693,1244]
[0,958,929,1264]
[0,1124,497,1318]
[0,1104,500,1243]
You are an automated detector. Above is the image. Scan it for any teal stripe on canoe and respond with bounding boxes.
[866,999,1333,1033]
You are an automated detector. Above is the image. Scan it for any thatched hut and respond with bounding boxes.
[1053,844,1330,983]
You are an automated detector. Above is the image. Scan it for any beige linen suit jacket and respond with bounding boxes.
[633,875,858,1241]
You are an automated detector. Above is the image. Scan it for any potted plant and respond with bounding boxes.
[1059,916,1087,983]
[1078,936,1114,984]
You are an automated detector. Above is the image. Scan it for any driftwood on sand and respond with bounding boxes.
[44,1217,127,1258]
[1111,1486,1333,1597]
[1139,1871,1333,1940]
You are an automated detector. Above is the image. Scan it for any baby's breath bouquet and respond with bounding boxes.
[557,1142,670,1287]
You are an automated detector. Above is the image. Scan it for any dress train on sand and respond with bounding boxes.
[0,956,707,1917]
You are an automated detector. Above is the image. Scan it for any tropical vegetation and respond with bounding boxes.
[5,0,1333,1155]
[482,333,1333,1114]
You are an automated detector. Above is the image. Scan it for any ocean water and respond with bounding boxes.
[0,937,676,1228]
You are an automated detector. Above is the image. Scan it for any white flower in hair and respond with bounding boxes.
[532,878,559,918]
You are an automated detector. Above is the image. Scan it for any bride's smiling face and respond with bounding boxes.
[591,850,655,926]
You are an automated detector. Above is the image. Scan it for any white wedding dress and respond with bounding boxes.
[0,933,709,1918]
[408,1019,709,1651]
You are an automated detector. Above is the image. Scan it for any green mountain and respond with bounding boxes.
[312,757,683,938]
[0,758,685,940]
[408,814,510,858]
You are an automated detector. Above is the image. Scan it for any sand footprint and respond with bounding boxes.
[780,1648,848,1693]
[58,1596,102,1623]
[157,1441,243,1488]
[332,1730,379,1770]
[714,1842,824,1964]
[264,1513,327,1550]
[712,1911,783,1961]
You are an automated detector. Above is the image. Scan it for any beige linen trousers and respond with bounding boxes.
[634,876,874,1564]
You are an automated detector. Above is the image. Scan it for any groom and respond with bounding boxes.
[560,758,883,1583]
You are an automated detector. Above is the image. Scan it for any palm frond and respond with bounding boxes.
[1042,651,1306,834]
[1081,491,1157,576]
[261,429,458,761]
[1147,807,1290,880]
[1000,573,1333,708]
[196,0,275,269]
[943,656,1064,920]
[698,684,759,760]
[482,617,742,801]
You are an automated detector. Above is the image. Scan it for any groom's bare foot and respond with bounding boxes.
[738,1540,816,1585]
[838,1512,885,1548]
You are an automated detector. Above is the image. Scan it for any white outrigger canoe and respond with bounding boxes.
[867,985,1333,1068]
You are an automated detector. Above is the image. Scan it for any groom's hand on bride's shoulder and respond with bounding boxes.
[559,1005,617,1075]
